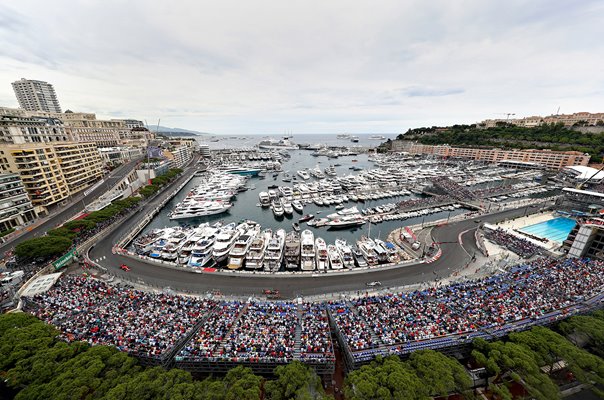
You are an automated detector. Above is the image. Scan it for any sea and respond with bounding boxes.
[137,134,469,247]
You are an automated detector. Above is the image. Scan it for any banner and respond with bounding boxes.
[53,247,78,270]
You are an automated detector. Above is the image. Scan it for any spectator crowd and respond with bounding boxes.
[25,256,604,367]
[484,228,539,258]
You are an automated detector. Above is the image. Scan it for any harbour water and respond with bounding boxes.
[139,147,469,245]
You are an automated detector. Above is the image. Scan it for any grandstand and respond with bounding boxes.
[23,257,604,373]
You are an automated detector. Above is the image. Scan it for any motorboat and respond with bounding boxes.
[300,229,316,271]
[292,222,300,232]
[258,191,270,207]
[297,170,311,180]
[188,224,222,267]
[291,200,304,213]
[263,229,286,271]
[227,226,259,270]
[315,237,328,271]
[335,239,355,268]
[169,200,232,220]
[326,216,366,230]
[284,231,301,270]
[299,214,314,223]
[328,244,343,270]
[212,223,246,263]
[282,201,294,215]
[245,229,271,270]
[324,165,337,177]
[272,201,285,217]
[327,206,359,219]
[351,246,367,267]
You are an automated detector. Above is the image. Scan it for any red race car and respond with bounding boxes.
[120,264,131,272]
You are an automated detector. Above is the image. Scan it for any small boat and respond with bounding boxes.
[292,222,300,232]
[299,214,314,223]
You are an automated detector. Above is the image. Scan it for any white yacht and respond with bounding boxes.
[324,165,337,177]
[227,226,259,270]
[188,224,222,267]
[325,215,366,230]
[300,230,316,271]
[169,200,232,220]
[212,223,245,263]
[315,237,328,271]
[335,239,355,269]
[272,201,284,217]
[284,231,301,270]
[327,206,359,219]
[263,229,286,271]
[258,138,299,150]
[258,191,270,207]
[291,200,304,213]
[245,229,271,270]
[282,201,294,215]
[297,170,311,180]
[357,237,378,265]
[328,244,344,270]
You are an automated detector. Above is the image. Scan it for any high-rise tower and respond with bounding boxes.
[11,78,62,113]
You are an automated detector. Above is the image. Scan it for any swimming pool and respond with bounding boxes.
[519,217,576,243]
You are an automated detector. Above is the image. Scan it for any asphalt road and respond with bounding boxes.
[1,159,141,254]
[89,174,535,298]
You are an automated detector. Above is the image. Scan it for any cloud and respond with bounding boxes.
[0,0,602,134]
[399,86,465,98]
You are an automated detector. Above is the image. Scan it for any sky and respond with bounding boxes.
[0,0,603,135]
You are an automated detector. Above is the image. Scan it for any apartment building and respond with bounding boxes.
[395,142,590,170]
[0,115,71,144]
[11,78,62,113]
[0,143,103,213]
[481,112,604,128]
[0,173,37,233]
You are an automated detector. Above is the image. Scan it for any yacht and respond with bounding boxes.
[188,224,222,267]
[327,206,359,219]
[282,201,294,215]
[258,192,270,207]
[300,230,316,271]
[369,135,386,140]
[351,246,368,267]
[169,200,232,220]
[315,237,328,271]
[133,229,162,254]
[328,244,344,270]
[258,138,299,150]
[350,136,360,143]
[227,226,259,270]
[291,200,304,213]
[297,170,311,180]
[272,201,285,217]
[324,165,337,177]
[326,215,366,230]
[245,229,271,270]
[263,229,286,271]
[212,223,245,263]
[284,231,301,270]
[357,237,378,265]
[335,239,355,268]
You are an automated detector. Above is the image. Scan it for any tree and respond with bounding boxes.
[344,356,428,400]
[14,236,73,260]
[510,326,604,397]
[265,361,330,400]
[559,311,604,358]
[408,350,472,397]
[472,338,560,400]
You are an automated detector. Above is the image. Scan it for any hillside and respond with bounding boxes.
[398,123,604,163]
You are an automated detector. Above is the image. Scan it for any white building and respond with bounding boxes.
[12,78,62,113]
[0,173,37,233]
